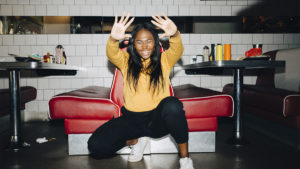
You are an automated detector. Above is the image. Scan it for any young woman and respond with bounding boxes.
[88,12,194,169]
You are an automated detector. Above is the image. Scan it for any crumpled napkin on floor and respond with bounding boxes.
[36,137,48,144]
[36,137,56,144]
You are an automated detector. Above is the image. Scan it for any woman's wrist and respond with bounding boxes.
[109,35,119,42]
[171,30,179,37]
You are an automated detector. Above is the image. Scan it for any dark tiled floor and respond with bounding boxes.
[1,119,300,169]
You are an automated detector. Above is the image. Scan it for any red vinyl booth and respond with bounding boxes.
[49,68,233,155]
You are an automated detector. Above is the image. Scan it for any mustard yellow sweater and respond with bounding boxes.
[106,32,184,112]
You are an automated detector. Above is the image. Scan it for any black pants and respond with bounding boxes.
[87,96,189,157]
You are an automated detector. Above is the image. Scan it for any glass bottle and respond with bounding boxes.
[55,45,63,64]
[62,49,67,65]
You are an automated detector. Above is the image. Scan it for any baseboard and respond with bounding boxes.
[68,132,215,155]
[244,112,300,150]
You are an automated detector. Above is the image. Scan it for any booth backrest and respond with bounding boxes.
[0,86,37,117]
[255,50,277,88]
[274,47,300,92]
[256,47,300,92]
[110,68,124,108]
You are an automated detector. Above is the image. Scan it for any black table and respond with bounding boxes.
[0,62,79,151]
[182,60,285,146]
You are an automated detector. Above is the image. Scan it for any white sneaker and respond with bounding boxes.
[128,137,149,162]
[179,157,194,169]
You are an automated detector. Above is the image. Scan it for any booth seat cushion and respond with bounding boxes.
[223,83,300,117]
[50,83,234,134]
[65,119,109,134]
[284,95,300,117]
[59,84,232,134]
[173,84,234,118]
[0,86,37,117]
[49,86,120,119]
[187,117,218,132]
[243,104,300,130]
[65,117,219,134]
[55,86,111,98]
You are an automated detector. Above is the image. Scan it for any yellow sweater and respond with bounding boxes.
[106,32,184,112]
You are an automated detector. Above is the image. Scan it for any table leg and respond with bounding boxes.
[226,68,248,146]
[7,70,29,151]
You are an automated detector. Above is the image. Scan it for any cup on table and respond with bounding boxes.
[224,44,231,60]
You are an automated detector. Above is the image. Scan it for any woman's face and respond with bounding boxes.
[134,29,155,60]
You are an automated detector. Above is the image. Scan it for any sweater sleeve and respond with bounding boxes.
[106,37,128,70]
[163,31,184,70]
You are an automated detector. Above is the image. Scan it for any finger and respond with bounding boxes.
[119,11,126,23]
[124,17,135,29]
[124,34,132,39]
[114,14,118,24]
[154,15,164,25]
[156,15,164,22]
[122,12,130,25]
[159,33,167,39]
[151,20,162,28]
[163,13,169,20]
[151,15,161,24]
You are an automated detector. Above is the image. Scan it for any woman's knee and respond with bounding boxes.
[87,134,103,155]
[160,96,184,116]
[88,136,118,159]
[88,133,114,156]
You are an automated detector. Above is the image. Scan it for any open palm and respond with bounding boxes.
[151,14,177,38]
[111,12,134,41]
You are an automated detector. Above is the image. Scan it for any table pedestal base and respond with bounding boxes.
[6,139,30,152]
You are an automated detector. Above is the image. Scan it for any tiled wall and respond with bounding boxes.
[0,0,272,16]
[1,33,300,121]
[1,0,300,121]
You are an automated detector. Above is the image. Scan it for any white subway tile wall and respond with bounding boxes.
[58,5,70,16]
[35,5,47,16]
[24,5,36,16]
[1,1,300,120]
[1,0,295,16]
[211,6,221,16]
[178,5,189,16]
[168,5,178,16]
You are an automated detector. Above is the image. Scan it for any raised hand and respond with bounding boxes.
[111,12,135,41]
[151,14,177,38]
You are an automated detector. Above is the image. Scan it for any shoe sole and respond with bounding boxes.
[128,155,143,162]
